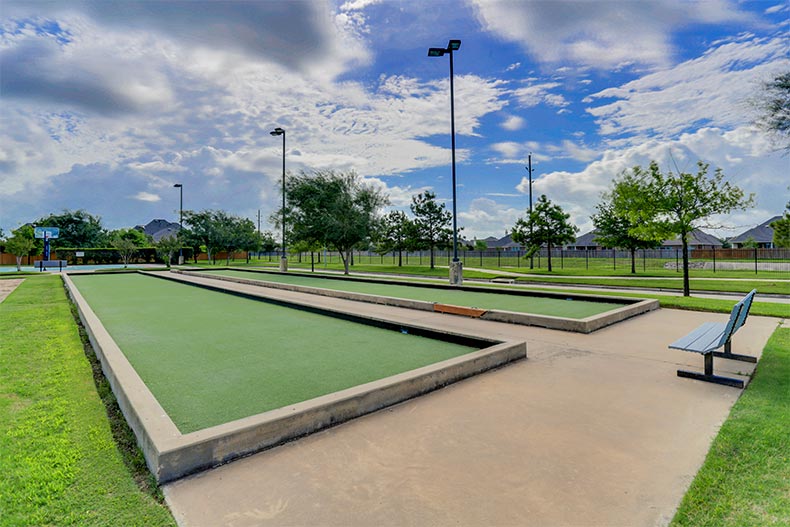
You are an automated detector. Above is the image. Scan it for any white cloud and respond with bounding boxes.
[512,82,568,108]
[515,126,787,236]
[458,197,523,239]
[133,192,161,202]
[0,5,510,232]
[586,36,790,138]
[505,62,521,72]
[491,142,522,158]
[471,0,757,69]
[501,115,525,131]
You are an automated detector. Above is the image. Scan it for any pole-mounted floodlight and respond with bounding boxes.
[428,38,462,285]
[270,127,287,271]
[173,183,183,264]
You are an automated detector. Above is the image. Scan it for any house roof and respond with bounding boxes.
[662,228,722,247]
[573,230,600,246]
[729,216,783,244]
[133,219,181,242]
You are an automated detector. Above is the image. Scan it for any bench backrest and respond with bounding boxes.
[716,289,757,348]
[733,289,756,332]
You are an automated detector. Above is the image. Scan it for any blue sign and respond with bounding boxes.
[34,227,60,239]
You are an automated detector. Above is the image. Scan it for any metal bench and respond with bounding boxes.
[669,289,757,388]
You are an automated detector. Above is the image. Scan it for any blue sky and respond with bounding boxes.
[1,0,788,241]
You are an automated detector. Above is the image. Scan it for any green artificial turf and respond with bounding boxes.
[0,275,175,527]
[671,325,790,526]
[208,269,625,319]
[69,273,479,434]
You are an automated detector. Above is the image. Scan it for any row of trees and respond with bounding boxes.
[0,160,761,298]
[275,162,753,299]
[0,209,274,269]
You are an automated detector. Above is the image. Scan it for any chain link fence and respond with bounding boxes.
[252,247,790,273]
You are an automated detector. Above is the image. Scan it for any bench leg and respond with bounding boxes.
[712,342,757,363]
[677,352,745,388]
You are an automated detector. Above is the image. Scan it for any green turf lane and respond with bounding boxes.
[70,273,477,434]
[208,269,624,319]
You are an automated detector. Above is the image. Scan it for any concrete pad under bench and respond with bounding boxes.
[177,268,658,333]
[63,272,526,483]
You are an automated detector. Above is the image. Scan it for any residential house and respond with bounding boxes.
[728,216,782,248]
[134,219,181,242]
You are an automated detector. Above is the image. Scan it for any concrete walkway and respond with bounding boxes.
[162,272,781,527]
[0,278,23,303]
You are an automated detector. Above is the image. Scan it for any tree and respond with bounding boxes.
[753,71,790,152]
[219,214,260,265]
[155,235,182,268]
[376,210,413,267]
[6,226,36,271]
[592,189,662,274]
[259,231,277,253]
[474,239,488,252]
[285,170,388,275]
[34,209,107,248]
[613,160,753,296]
[771,198,790,248]
[111,234,139,268]
[410,191,452,269]
[182,210,260,265]
[511,194,578,272]
[182,210,221,264]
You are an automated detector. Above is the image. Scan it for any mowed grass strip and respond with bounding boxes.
[69,273,478,434]
[0,275,175,527]
[209,269,624,319]
[671,325,790,527]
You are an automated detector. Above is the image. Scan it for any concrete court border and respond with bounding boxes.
[62,272,526,483]
[179,267,659,333]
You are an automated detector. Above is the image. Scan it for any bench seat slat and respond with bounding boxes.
[669,322,726,354]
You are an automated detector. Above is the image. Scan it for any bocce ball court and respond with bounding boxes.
[64,272,525,482]
[180,267,658,333]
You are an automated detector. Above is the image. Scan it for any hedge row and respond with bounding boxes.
[55,247,194,265]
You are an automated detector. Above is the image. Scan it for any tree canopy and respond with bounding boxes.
[511,194,577,272]
[285,170,388,274]
[376,210,414,267]
[34,209,107,248]
[612,160,753,295]
[6,226,37,271]
[593,183,663,274]
[754,71,790,152]
[410,191,452,269]
[771,198,790,248]
[182,210,260,264]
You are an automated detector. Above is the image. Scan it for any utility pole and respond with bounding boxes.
[257,209,261,234]
[526,154,534,269]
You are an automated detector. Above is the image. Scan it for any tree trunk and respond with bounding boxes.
[340,249,350,274]
[15,256,22,272]
[398,249,402,267]
[630,248,636,274]
[681,233,690,296]
[430,246,435,269]
[547,242,553,272]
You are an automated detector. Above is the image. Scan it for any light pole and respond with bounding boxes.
[270,127,287,272]
[173,183,183,265]
[526,154,534,269]
[428,38,463,285]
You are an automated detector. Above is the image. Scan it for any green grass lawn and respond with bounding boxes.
[671,325,790,526]
[0,275,175,527]
[513,275,789,295]
[207,268,625,319]
[69,273,479,434]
